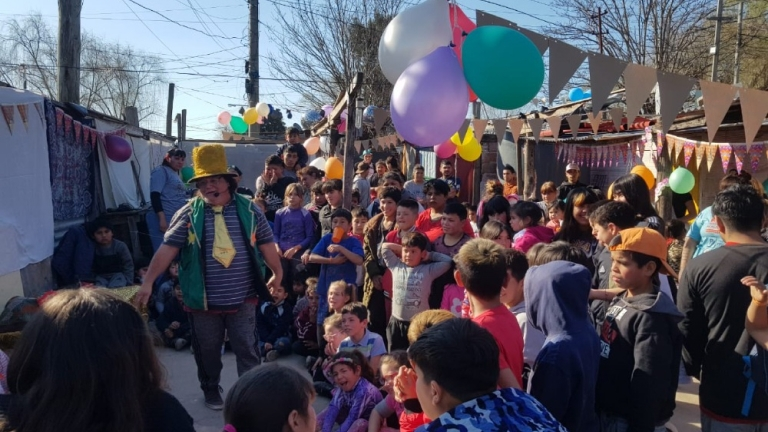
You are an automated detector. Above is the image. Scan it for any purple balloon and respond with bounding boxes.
[105,134,133,162]
[391,47,469,147]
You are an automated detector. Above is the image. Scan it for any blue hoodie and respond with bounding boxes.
[525,261,600,432]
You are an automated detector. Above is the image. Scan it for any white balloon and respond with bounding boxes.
[378,0,452,84]
[309,157,326,169]
[256,102,270,117]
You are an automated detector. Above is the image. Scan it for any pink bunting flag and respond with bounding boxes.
[16,104,29,131]
[56,108,64,130]
[683,141,695,167]
[33,102,44,125]
[83,127,91,144]
[732,144,748,173]
[705,144,718,172]
[554,142,562,162]
[750,143,764,172]
[74,121,82,143]
[64,115,73,137]
[1,106,15,135]
[695,142,705,168]
[621,144,629,165]
[719,144,733,173]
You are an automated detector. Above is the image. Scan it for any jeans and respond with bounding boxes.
[145,211,164,253]
[259,336,292,356]
[702,413,768,432]
[95,273,128,288]
[598,412,668,432]
[188,303,260,392]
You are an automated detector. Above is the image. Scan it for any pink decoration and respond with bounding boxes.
[56,108,64,130]
[217,111,232,126]
[104,134,132,162]
[64,115,73,137]
[435,139,457,158]
[621,145,629,165]
[732,144,747,173]
[720,144,733,173]
[750,143,764,172]
[83,127,91,144]
[683,141,695,167]
[337,120,347,133]
[74,121,82,143]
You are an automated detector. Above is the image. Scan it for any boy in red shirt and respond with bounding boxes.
[385,199,421,245]
[453,238,524,390]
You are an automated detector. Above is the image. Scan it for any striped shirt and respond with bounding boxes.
[338,329,387,360]
[164,199,274,309]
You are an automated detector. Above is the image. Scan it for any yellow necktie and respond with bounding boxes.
[212,206,236,268]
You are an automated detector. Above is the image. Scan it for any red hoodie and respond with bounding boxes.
[513,225,555,253]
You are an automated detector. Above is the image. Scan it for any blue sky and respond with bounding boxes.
[2,0,559,139]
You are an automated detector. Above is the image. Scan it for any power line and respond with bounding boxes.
[124,0,244,40]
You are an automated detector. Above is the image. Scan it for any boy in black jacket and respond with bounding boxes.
[596,227,683,432]
[257,285,294,362]
[157,284,191,350]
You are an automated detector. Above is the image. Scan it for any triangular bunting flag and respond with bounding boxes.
[586,112,601,135]
[750,143,764,172]
[732,144,748,173]
[492,119,507,144]
[719,144,732,173]
[83,127,91,144]
[507,118,524,142]
[16,104,29,132]
[588,53,627,115]
[74,121,82,143]
[609,107,624,132]
[546,116,563,140]
[548,39,587,102]
[695,143,705,168]
[705,144,718,171]
[64,115,73,137]
[457,119,471,142]
[354,140,362,153]
[674,138,684,162]
[739,88,768,146]
[554,142,562,162]
[474,11,549,55]
[1,106,15,135]
[699,80,738,143]
[528,118,545,142]
[566,114,581,137]
[683,142,695,167]
[373,108,389,132]
[33,102,44,125]
[657,71,696,135]
[667,136,675,159]
[623,63,658,119]
[473,119,487,142]
[369,138,378,150]
[55,108,64,130]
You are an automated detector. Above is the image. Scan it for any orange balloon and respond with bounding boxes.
[325,157,344,180]
[630,165,655,190]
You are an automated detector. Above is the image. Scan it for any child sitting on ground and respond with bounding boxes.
[311,314,346,398]
[338,302,386,372]
[498,248,544,389]
[88,218,133,288]
[292,274,310,317]
[596,228,683,432]
[292,283,319,359]
[525,261,600,432]
[222,364,317,432]
[157,284,191,351]
[510,201,554,253]
[257,285,294,362]
[154,261,179,316]
[318,351,383,432]
[454,238,524,390]
[369,351,410,432]
[381,233,452,351]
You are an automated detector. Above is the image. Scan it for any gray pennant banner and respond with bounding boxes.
[492,119,508,144]
[475,11,548,54]
[546,116,563,140]
[699,80,738,143]
[609,107,624,132]
[588,53,627,115]
[528,118,545,142]
[548,39,587,102]
[566,114,582,138]
[373,108,389,132]
[657,71,696,135]
[623,63,658,119]
[457,119,471,142]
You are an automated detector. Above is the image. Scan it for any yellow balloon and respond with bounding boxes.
[450,132,462,146]
[458,138,481,162]
[243,107,259,125]
[630,165,655,190]
[607,183,614,200]
[461,129,475,147]
[325,157,344,180]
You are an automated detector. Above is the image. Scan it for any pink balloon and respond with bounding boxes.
[341,109,348,121]
[435,139,457,158]
[322,104,334,117]
[105,135,132,162]
[304,136,321,155]
[337,120,347,133]
[217,111,232,125]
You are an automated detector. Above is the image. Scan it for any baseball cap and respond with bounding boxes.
[566,163,580,171]
[609,227,677,278]
[360,149,372,159]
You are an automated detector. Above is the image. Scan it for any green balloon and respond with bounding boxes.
[180,166,194,183]
[669,167,695,194]
[230,116,248,134]
[462,26,545,110]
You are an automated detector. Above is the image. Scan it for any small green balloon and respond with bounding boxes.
[462,26,545,110]
[669,167,695,194]
[230,116,248,134]
[180,166,194,183]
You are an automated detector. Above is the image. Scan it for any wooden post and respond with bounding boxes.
[342,73,364,210]
[58,0,82,104]
[166,83,175,136]
[181,109,187,142]
[175,113,182,142]
[247,0,259,137]
[656,134,674,221]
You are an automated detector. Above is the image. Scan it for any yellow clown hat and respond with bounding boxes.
[188,144,236,183]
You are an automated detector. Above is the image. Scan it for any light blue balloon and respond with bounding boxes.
[569,88,585,101]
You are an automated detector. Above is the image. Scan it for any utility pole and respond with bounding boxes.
[342,72,364,210]
[734,1,744,85]
[58,0,82,103]
[166,83,175,137]
[247,0,259,137]
[590,8,608,54]
[711,0,725,82]
[181,109,187,142]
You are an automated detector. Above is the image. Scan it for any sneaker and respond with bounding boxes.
[203,387,224,410]
[266,350,280,362]
[174,338,189,351]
